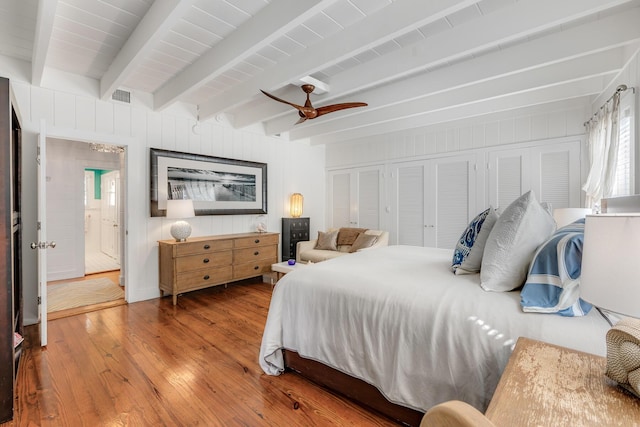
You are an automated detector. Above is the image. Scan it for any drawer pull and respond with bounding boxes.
[254,251,259,256]
[254,239,260,244]
[203,275,210,280]
[254,266,259,270]
[203,258,210,263]
[204,244,211,250]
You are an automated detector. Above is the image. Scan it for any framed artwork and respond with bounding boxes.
[150,148,267,216]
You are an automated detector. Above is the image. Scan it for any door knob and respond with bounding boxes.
[30,241,57,249]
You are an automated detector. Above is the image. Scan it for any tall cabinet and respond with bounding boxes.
[0,77,22,422]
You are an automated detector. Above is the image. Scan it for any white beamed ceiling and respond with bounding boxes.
[5,0,640,144]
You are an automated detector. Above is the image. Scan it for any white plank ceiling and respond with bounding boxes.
[3,0,640,144]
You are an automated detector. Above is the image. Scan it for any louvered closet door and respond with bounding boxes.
[393,162,426,246]
[331,172,352,228]
[429,155,476,250]
[531,141,581,210]
[391,154,476,248]
[357,169,381,229]
[329,167,383,229]
[488,148,531,211]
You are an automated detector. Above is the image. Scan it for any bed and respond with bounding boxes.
[259,245,611,424]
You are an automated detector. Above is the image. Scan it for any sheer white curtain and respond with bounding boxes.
[582,91,621,208]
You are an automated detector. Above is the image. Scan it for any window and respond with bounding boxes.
[611,92,635,197]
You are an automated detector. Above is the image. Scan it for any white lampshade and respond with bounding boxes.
[581,214,640,318]
[290,193,303,218]
[553,208,592,228]
[166,199,195,242]
[166,199,195,219]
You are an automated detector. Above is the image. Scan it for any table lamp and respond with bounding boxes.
[581,214,640,398]
[290,193,303,218]
[166,199,195,242]
[553,208,591,228]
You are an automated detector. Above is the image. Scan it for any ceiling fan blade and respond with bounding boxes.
[315,102,368,118]
[260,90,304,111]
[294,116,307,125]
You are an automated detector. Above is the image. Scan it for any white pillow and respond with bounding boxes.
[480,191,556,292]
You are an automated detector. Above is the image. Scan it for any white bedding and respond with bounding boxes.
[259,245,610,412]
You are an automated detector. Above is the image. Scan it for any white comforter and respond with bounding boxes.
[259,245,610,412]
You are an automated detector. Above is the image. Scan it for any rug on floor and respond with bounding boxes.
[48,278,124,313]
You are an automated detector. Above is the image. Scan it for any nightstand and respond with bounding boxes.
[485,337,640,426]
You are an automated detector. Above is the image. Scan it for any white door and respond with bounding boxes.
[100,171,120,260]
[33,120,55,346]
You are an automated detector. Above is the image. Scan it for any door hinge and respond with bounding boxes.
[37,296,41,305]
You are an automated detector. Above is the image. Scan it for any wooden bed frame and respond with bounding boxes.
[284,350,424,426]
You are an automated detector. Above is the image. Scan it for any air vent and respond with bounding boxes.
[111,89,131,103]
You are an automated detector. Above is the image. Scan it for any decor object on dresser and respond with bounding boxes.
[158,232,278,305]
[150,148,267,217]
[166,199,195,242]
[289,193,303,218]
[581,213,640,398]
[0,76,22,423]
[281,217,309,262]
[296,227,389,263]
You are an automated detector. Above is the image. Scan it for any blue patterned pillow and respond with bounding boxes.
[520,219,592,317]
[451,208,498,274]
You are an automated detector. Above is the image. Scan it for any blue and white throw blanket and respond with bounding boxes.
[520,219,592,317]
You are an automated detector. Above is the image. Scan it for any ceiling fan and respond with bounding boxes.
[260,84,367,125]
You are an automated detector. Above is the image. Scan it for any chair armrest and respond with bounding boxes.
[296,240,317,262]
[420,400,496,427]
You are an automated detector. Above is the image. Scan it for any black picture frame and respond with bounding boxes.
[150,148,267,217]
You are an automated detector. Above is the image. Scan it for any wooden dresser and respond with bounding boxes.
[485,337,640,426]
[158,232,278,305]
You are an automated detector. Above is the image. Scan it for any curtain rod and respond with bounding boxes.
[583,84,635,127]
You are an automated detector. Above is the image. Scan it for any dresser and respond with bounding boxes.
[158,232,278,305]
[485,337,640,426]
[281,217,309,261]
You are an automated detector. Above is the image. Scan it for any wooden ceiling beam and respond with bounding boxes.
[288,51,622,141]
[99,0,197,100]
[198,0,483,121]
[31,0,58,86]
[153,0,337,111]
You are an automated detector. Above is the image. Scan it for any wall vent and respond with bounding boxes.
[112,89,131,103]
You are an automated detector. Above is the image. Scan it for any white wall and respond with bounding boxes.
[326,98,590,169]
[2,56,326,325]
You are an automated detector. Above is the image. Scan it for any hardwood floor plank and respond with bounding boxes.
[4,280,399,426]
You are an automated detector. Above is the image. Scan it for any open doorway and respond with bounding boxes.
[46,138,126,319]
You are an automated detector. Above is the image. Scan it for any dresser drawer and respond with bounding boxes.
[177,266,233,291]
[234,234,279,249]
[233,259,273,279]
[234,245,277,264]
[176,252,232,273]
[176,239,233,256]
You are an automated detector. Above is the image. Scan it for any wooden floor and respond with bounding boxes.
[6,279,399,426]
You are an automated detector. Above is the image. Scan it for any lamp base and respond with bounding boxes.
[170,220,192,242]
[605,317,640,399]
